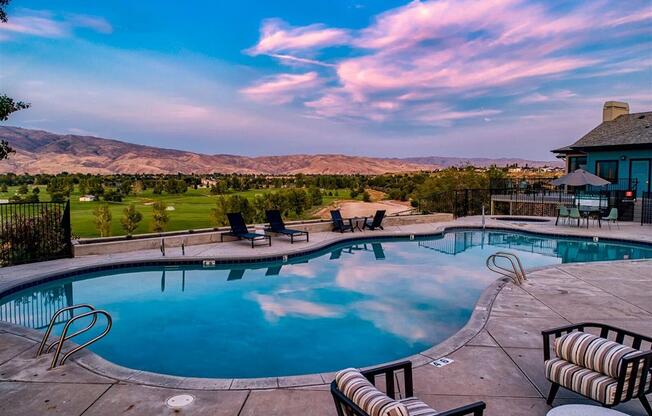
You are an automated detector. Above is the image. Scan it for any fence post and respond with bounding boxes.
[62,200,72,258]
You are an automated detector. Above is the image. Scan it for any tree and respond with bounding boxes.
[93,204,112,237]
[308,186,323,206]
[0,0,9,23]
[32,187,40,194]
[103,188,123,202]
[151,201,169,232]
[210,195,254,226]
[120,204,142,236]
[362,191,371,202]
[0,184,7,192]
[17,184,28,194]
[0,2,31,161]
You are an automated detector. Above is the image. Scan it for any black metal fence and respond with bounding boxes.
[643,192,652,225]
[417,178,639,220]
[0,201,72,266]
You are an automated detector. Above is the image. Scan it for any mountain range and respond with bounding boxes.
[0,126,561,175]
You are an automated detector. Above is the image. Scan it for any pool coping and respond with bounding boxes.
[1,223,651,390]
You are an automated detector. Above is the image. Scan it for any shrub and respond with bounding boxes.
[362,191,371,202]
[120,204,142,236]
[93,204,112,237]
[103,189,123,202]
[151,201,169,232]
[0,207,67,266]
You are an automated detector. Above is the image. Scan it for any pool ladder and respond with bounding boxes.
[486,252,527,285]
[36,304,112,369]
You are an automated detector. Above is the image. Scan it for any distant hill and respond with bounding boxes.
[0,126,561,174]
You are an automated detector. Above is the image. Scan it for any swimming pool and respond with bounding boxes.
[1,229,651,379]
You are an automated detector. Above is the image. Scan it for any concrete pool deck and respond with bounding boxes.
[0,217,651,415]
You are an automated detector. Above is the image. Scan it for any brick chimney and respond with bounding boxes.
[603,101,629,122]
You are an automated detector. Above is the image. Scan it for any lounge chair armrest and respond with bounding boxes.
[616,350,652,401]
[436,401,486,416]
[361,361,413,399]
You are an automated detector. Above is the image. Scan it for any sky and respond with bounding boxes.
[1,0,651,160]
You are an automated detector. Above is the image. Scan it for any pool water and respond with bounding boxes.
[1,230,651,378]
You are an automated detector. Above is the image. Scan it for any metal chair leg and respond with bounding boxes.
[546,383,560,405]
[639,394,652,416]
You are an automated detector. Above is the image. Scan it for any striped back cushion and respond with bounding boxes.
[335,368,409,416]
[554,331,638,379]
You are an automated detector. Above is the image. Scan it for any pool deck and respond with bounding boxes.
[0,217,651,415]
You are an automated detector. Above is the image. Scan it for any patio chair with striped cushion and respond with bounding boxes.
[542,323,652,415]
[331,362,485,416]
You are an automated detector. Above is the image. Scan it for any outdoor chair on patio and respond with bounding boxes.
[569,207,582,227]
[542,322,652,415]
[265,210,309,243]
[602,208,619,229]
[555,205,569,226]
[331,209,354,233]
[363,210,386,231]
[220,212,271,248]
[331,362,486,416]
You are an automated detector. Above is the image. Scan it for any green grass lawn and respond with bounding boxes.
[0,186,356,238]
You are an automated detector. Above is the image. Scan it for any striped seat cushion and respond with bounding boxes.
[554,331,639,378]
[398,397,438,416]
[545,358,652,405]
[335,368,409,416]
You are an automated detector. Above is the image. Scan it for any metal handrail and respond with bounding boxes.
[36,304,96,357]
[50,309,112,369]
[486,252,527,285]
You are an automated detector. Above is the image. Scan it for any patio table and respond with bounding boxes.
[579,206,602,228]
[547,404,628,416]
[350,216,368,232]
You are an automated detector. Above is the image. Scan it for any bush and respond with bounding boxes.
[120,204,142,236]
[362,191,371,202]
[93,204,112,237]
[0,207,68,266]
[210,195,254,226]
[50,192,67,203]
[151,201,170,232]
[103,189,123,202]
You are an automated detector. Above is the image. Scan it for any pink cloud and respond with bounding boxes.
[241,72,323,104]
[246,18,349,56]
[0,15,68,38]
[251,293,342,321]
[246,0,652,124]
[0,12,112,40]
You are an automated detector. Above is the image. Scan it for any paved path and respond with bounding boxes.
[0,217,651,415]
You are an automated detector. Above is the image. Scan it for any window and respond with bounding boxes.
[595,160,619,183]
[568,156,587,172]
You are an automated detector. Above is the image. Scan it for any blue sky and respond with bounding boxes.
[1,0,651,159]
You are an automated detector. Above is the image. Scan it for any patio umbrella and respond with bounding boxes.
[551,169,610,187]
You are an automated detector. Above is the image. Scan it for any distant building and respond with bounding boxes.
[79,195,97,202]
[552,101,652,197]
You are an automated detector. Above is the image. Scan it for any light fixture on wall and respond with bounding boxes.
[620,155,627,160]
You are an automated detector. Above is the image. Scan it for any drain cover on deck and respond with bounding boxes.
[166,394,194,408]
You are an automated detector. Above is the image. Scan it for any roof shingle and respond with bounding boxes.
[559,112,652,151]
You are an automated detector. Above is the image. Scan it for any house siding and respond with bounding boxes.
[585,149,652,194]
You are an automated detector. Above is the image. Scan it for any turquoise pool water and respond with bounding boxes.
[1,230,651,378]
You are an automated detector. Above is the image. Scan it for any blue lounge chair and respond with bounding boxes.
[265,210,309,243]
[330,210,354,233]
[363,210,386,231]
[221,212,271,248]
